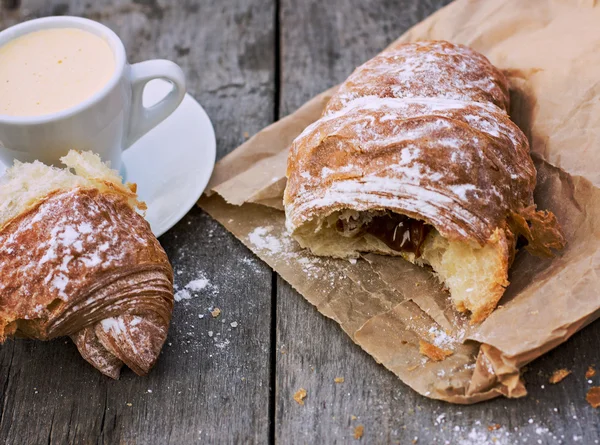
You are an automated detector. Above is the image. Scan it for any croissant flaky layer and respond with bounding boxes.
[284,41,565,323]
[0,153,173,378]
[286,96,536,244]
[325,40,511,115]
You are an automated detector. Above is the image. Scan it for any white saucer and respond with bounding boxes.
[0,79,216,238]
[123,79,216,236]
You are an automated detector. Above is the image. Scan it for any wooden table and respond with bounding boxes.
[1,1,599,443]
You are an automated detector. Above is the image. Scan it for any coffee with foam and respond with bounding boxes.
[0,28,115,117]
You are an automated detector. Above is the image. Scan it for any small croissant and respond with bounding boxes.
[0,151,174,378]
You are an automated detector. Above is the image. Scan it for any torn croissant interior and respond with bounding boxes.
[0,151,174,378]
[284,40,565,323]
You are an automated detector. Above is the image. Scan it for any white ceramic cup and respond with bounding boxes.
[0,16,186,172]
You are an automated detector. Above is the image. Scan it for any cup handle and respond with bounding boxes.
[125,60,186,149]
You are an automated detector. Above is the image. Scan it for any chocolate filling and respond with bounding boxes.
[337,212,432,257]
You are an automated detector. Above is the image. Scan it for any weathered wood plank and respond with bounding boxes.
[0,1,276,444]
[276,1,600,444]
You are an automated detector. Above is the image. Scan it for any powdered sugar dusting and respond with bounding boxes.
[187,278,209,291]
[428,326,456,350]
[174,275,217,302]
[0,187,169,337]
[285,41,535,244]
[326,41,509,114]
[248,226,284,254]
[245,222,347,288]
[50,274,69,299]
[101,317,126,334]
[174,289,192,302]
[0,189,129,301]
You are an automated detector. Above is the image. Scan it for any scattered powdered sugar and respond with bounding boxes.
[0,188,150,309]
[186,278,209,292]
[296,256,319,272]
[101,317,126,334]
[245,223,348,287]
[458,427,506,445]
[240,257,257,266]
[174,289,192,302]
[327,41,508,115]
[535,426,549,436]
[77,222,93,234]
[427,326,456,349]
[50,273,69,299]
[80,252,102,268]
[247,226,283,254]
[174,274,217,302]
[449,184,477,201]
[432,416,570,445]
[213,337,230,349]
[320,164,355,179]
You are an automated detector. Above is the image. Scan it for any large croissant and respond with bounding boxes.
[0,151,173,378]
[284,41,565,323]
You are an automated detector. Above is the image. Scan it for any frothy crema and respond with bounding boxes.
[0,28,115,117]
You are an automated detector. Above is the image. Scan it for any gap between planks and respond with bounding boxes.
[268,1,282,444]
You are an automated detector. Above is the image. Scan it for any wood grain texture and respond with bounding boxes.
[276,0,600,444]
[1,0,600,444]
[0,0,276,444]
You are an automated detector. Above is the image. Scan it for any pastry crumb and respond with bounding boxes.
[334,377,345,383]
[353,425,364,440]
[488,424,501,431]
[351,415,357,420]
[549,368,571,384]
[126,402,132,407]
[243,131,249,139]
[587,387,600,408]
[419,340,453,361]
[211,307,221,318]
[293,388,307,405]
[586,366,596,379]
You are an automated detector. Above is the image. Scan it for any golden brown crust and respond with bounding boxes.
[0,151,146,234]
[71,325,123,379]
[466,227,512,324]
[283,40,564,323]
[587,387,600,408]
[548,368,571,384]
[419,340,453,361]
[284,41,539,244]
[509,206,566,257]
[586,367,596,379]
[0,187,173,377]
[325,40,510,115]
[285,97,536,244]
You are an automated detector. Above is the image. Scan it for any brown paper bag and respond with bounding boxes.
[199,0,600,403]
